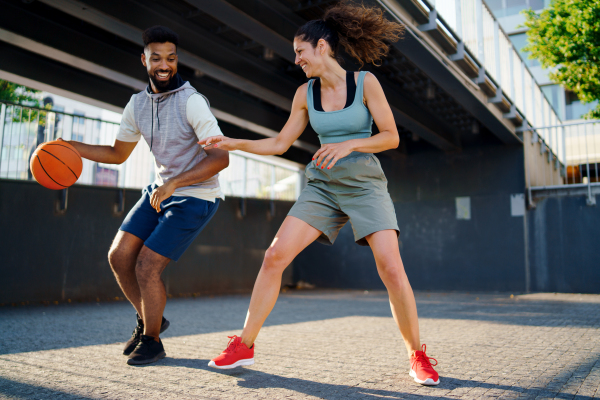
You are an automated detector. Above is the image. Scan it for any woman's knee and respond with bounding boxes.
[378,263,408,288]
[261,246,290,274]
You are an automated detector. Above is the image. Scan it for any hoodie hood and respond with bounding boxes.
[145,73,189,99]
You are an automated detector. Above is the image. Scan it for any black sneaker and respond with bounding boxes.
[122,314,170,356]
[126,335,166,365]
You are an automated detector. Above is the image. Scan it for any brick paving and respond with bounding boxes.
[0,291,599,399]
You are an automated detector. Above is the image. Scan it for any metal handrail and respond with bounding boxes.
[0,100,120,124]
[0,100,303,200]
[526,119,600,206]
[518,119,600,131]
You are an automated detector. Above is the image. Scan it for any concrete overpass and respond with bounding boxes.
[0,0,526,163]
[2,0,597,300]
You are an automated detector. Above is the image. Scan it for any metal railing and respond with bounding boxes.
[0,100,303,201]
[220,152,302,201]
[520,119,600,206]
[0,100,155,188]
[415,0,562,159]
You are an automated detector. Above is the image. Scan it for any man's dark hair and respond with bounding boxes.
[142,26,179,49]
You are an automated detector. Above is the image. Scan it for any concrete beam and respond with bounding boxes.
[182,0,295,63]
[0,28,316,153]
[37,0,293,112]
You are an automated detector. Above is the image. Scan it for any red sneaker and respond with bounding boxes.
[409,344,440,385]
[208,335,254,369]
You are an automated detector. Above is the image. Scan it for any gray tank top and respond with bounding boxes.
[307,71,373,145]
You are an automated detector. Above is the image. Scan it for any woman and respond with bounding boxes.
[199,2,440,385]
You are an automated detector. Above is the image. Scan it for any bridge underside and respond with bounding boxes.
[0,0,522,165]
[11,1,595,295]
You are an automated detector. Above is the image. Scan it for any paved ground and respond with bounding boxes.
[0,291,599,399]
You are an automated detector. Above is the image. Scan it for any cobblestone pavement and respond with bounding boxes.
[0,291,599,399]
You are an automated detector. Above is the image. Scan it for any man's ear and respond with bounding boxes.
[141,52,147,67]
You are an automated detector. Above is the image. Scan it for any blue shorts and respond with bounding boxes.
[120,184,220,261]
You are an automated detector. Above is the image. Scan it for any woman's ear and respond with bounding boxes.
[317,38,328,55]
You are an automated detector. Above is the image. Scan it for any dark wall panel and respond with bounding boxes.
[528,196,600,293]
[0,180,293,304]
[294,145,529,292]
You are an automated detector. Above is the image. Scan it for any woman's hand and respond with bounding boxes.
[150,181,175,212]
[198,136,239,151]
[313,140,356,170]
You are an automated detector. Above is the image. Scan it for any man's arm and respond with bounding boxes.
[149,148,229,212]
[64,99,139,164]
[65,139,138,164]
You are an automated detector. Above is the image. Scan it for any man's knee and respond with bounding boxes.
[108,231,143,273]
[108,245,132,274]
[135,248,169,286]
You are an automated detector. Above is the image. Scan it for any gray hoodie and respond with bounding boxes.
[127,78,221,198]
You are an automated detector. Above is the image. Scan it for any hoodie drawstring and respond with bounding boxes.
[149,97,162,152]
[156,98,161,131]
[150,97,154,151]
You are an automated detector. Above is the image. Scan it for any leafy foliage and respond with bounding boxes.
[523,0,600,119]
[0,79,41,106]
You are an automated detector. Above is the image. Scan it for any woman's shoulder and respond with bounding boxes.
[297,82,309,92]
[295,82,310,98]
[292,82,310,109]
[362,71,382,91]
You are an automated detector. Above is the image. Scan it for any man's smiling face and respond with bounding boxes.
[141,42,178,93]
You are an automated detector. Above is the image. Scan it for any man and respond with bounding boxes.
[66,26,228,365]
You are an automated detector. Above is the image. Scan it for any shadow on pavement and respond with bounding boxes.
[158,357,598,400]
[0,377,97,400]
[1,291,598,355]
[160,358,450,400]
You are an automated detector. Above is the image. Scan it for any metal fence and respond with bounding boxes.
[0,100,155,188]
[521,119,600,206]
[424,0,562,162]
[0,100,302,201]
[220,152,302,201]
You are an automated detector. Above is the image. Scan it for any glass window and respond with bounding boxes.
[505,0,528,16]
[485,0,505,17]
[565,90,599,120]
[486,0,550,18]
[528,0,545,10]
[509,33,540,67]
[541,85,564,120]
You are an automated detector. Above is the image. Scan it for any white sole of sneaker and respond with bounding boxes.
[208,358,254,369]
[409,369,440,386]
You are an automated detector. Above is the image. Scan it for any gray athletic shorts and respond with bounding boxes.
[288,151,399,246]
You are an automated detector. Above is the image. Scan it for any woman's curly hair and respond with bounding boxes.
[295,1,404,68]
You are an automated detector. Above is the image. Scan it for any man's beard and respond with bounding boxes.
[149,71,173,92]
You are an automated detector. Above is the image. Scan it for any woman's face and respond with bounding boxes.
[293,38,327,78]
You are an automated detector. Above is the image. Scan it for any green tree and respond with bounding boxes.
[0,79,41,106]
[523,0,600,119]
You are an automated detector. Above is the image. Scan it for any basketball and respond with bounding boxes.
[30,140,83,190]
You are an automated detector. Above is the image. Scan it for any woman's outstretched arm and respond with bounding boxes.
[199,84,310,156]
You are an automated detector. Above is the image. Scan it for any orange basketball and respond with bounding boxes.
[30,140,83,190]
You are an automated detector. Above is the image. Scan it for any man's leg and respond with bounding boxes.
[135,246,171,340]
[108,230,145,317]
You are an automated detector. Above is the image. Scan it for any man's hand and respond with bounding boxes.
[150,181,176,212]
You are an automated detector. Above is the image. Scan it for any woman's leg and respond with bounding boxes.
[365,230,420,357]
[240,216,322,348]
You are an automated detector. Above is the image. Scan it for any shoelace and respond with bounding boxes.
[130,323,142,339]
[414,344,438,368]
[224,335,242,354]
